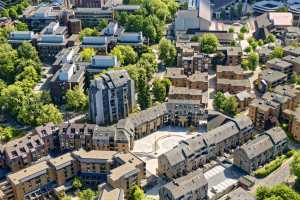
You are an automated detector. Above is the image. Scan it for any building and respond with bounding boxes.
[5,149,145,200]
[86,55,120,75]
[117,32,144,47]
[74,8,113,27]
[257,69,287,93]
[218,46,243,66]
[283,108,300,141]
[74,0,106,8]
[88,70,135,125]
[216,65,251,94]
[253,1,284,14]
[3,133,47,172]
[248,98,280,131]
[225,91,255,112]
[282,54,300,73]
[234,127,288,173]
[37,22,79,63]
[219,187,256,200]
[158,115,254,179]
[50,59,86,104]
[266,58,293,79]
[23,5,72,32]
[8,31,36,47]
[159,169,208,200]
[81,36,109,52]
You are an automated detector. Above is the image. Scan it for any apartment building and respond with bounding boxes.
[248,98,280,131]
[4,150,145,200]
[216,65,251,94]
[34,122,59,153]
[283,54,300,74]
[37,22,79,63]
[158,115,253,179]
[8,31,36,47]
[257,69,287,93]
[234,127,288,173]
[283,108,300,141]
[50,61,86,104]
[88,70,135,125]
[225,91,255,112]
[74,0,106,8]
[266,58,293,79]
[3,133,46,172]
[166,68,208,91]
[217,46,243,66]
[74,8,113,27]
[159,169,208,200]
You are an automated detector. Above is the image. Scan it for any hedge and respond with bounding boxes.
[254,155,287,178]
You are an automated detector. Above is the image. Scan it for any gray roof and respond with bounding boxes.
[223,187,256,200]
[240,134,273,160]
[260,69,287,83]
[161,169,207,199]
[265,126,287,144]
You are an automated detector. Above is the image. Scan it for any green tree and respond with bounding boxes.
[60,196,72,200]
[79,28,99,41]
[291,151,300,182]
[1,9,9,17]
[72,177,83,190]
[9,8,17,19]
[199,33,219,54]
[161,78,171,95]
[129,185,145,200]
[65,86,88,111]
[256,184,300,200]
[111,45,137,65]
[0,126,15,142]
[229,27,234,33]
[248,52,259,71]
[17,42,40,62]
[16,66,40,83]
[265,34,276,43]
[35,104,63,125]
[159,38,176,66]
[240,25,249,33]
[137,73,151,110]
[270,47,284,59]
[152,79,166,102]
[291,72,300,85]
[78,189,95,200]
[213,92,226,109]
[16,22,28,31]
[97,19,108,31]
[223,96,238,116]
[80,48,95,62]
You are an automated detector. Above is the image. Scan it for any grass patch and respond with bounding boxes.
[254,155,287,178]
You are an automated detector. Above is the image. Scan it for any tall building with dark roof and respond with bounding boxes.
[88,70,135,125]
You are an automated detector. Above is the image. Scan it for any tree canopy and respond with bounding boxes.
[111,45,138,65]
[159,38,176,66]
[65,86,88,112]
[256,184,300,200]
[199,33,219,54]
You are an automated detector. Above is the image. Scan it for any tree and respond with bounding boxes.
[16,66,40,83]
[1,9,9,17]
[265,34,276,43]
[137,73,151,110]
[17,42,40,62]
[291,151,300,182]
[161,78,171,95]
[8,8,17,19]
[229,27,234,33]
[256,184,300,200]
[60,196,72,200]
[238,33,244,40]
[79,28,99,41]
[111,45,137,65]
[72,177,83,190]
[80,48,95,62]
[248,52,259,71]
[129,185,145,200]
[199,33,219,54]
[213,92,226,109]
[138,52,158,80]
[0,126,16,142]
[241,59,250,70]
[35,104,63,125]
[245,46,253,53]
[152,79,166,102]
[270,47,284,59]
[223,96,238,117]
[240,25,249,33]
[65,86,88,112]
[159,38,176,66]
[16,22,28,31]
[78,189,95,200]
[97,19,108,31]
[291,73,300,85]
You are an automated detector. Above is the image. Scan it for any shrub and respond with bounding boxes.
[254,155,287,178]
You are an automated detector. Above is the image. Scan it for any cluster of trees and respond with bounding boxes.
[117,0,179,42]
[256,184,300,200]
[0,40,62,127]
[191,33,220,54]
[129,185,145,200]
[254,155,287,178]
[80,48,96,62]
[0,0,29,19]
[65,86,88,112]
[0,126,21,143]
[158,38,176,66]
[213,92,238,117]
[241,52,259,71]
[79,28,99,41]
[270,46,284,59]
[152,79,171,102]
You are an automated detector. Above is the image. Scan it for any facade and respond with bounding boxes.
[216,65,251,94]
[158,115,254,179]
[159,169,208,200]
[74,0,106,8]
[5,149,145,200]
[283,108,300,141]
[88,70,135,125]
[234,127,288,173]
[74,8,113,27]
